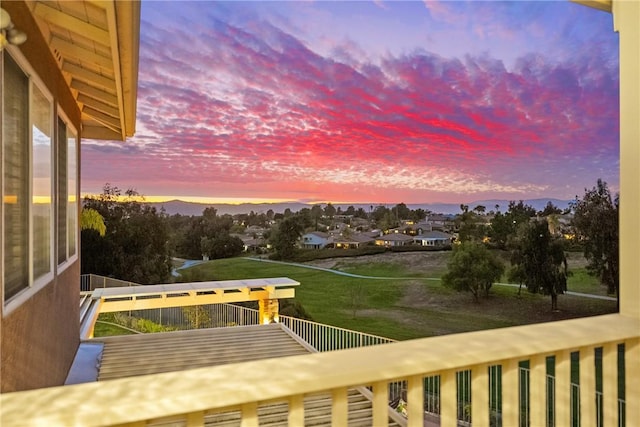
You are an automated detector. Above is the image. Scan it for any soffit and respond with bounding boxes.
[25,0,140,141]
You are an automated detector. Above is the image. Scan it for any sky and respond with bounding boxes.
[81,0,619,205]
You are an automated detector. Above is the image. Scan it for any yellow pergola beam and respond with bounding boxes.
[99,288,295,313]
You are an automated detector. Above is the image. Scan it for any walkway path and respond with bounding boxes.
[245,257,617,301]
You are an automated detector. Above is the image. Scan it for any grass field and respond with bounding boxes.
[180,251,617,341]
[93,321,137,337]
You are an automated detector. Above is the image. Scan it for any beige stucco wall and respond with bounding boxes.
[1,264,80,392]
[1,0,82,392]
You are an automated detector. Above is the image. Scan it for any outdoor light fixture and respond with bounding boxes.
[1,8,27,50]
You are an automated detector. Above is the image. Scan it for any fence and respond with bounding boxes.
[80,274,141,291]
[82,275,628,426]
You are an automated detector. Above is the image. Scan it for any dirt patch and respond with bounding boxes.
[398,281,432,308]
[306,251,450,274]
[307,250,590,274]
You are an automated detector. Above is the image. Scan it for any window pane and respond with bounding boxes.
[32,84,53,280]
[67,126,78,257]
[57,118,67,264]
[3,53,29,301]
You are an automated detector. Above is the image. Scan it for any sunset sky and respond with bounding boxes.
[81,0,619,205]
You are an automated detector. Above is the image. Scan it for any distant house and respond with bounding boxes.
[301,231,330,249]
[245,225,266,237]
[392,222,433,236]
[374,233,414,247]
[333,233,375,249]
[414,231,454,247]
[426,214,457,232]
[241,237,266,253]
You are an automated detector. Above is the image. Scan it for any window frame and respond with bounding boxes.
[2,46,56,315]
[56,107,79,273]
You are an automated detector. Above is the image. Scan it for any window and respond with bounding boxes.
[57,112,78,268]
[2,49,54,307]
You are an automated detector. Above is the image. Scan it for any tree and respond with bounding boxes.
[488,200,537,249]
[441,242,504,302]
[456,206,484,243]
[392,203,411,220]
[571,179,619,299]
[81,184,172,284]
[80,208,106,236]
[270,215,304,260]
[508,220,568,311]
[473,205,486,215]
[347,283,367,318]
[354,207,368,219]
[539,201,562,217]
[182,305,212,328]
[311,204,323,230]
[266,209,275,221]
[324,203,336,219]
[372,205,389,223]
[200,233,244,259]
[411,208,427,222]
[175,207,241,259]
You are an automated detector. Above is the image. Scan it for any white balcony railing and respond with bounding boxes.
[74,277,638,427]
[1,312,637,426]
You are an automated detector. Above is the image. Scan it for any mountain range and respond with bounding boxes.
[148,198,573,217]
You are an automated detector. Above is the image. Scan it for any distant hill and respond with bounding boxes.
[149,200,310,216]
[148,198,572,216]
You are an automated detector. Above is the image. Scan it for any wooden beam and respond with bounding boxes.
[571,0,612,13]
[63,61,115,91]
[98,288,295,313]
[50,36,114,69]
[77,94,120,118]
[71,79,118,106]
[34,2,111,46]
[83,106,121,131]
[82,125,123,141]
[104,1,127,140]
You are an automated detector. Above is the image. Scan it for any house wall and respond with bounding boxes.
[302,234,328,249]
[1,1,82,392]
[0,264,80,392]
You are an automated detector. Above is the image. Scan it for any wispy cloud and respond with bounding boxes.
[82,1,619,203]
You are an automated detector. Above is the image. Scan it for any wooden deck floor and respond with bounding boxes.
[91,323,406,426]
[96,323,310,381]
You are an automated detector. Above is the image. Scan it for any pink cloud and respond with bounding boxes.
[82,6,619,204]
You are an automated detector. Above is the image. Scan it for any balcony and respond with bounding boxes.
[1,1,638,425]
[1,273,638,426]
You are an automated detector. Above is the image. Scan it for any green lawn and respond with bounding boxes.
[181,256,617,341]
[93,321,137,337]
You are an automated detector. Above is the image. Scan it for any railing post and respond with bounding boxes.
[626,338,640,426]
[555,350,571,427]
[240,402,258,427]
[529,354,547,427]
[331,387,348,426]
[407,375,424,427]
[602,342,619,427]
[579,347,597,427]
[288,394,304,426]
[372,381,389,427]
[440,370,457,427]
[186,411,204,426]
[502,358,520,427]
[471,364,489,426]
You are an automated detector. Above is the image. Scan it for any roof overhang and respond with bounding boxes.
[24,0,140,141]
[571,0,612,13]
